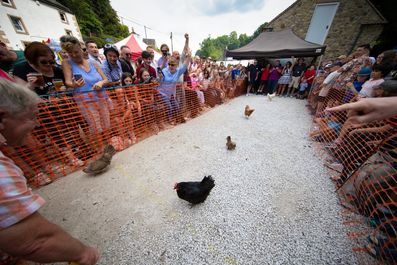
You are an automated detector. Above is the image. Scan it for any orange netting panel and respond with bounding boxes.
[309,80,397,263]
[0,79,247,189]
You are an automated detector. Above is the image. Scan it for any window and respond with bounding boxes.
[59,11,68,23]
[8,15,28,34]
[65,29,72,36]
[1,0,16,8]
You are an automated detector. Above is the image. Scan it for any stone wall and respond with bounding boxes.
[268,0,385,60]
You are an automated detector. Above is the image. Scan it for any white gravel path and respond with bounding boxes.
[37,95,358,264]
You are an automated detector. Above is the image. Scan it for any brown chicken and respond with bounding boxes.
[174,176,215,204]
[226,136,236,150]
[83,144,116,175]
[244,105,255,118]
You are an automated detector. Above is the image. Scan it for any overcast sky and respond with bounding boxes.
[109,0,296,53]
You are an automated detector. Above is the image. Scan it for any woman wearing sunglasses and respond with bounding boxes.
[13,42,65,97]
[60,35,111,136]
[157,49,191,125]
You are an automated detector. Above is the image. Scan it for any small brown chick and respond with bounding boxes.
[244,105,255,118]
[83,144,116,175]
[226,136,236,150]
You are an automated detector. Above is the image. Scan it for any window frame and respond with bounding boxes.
[59,11,68,24]
[1,0,16,8]
[65,29,73,36]
[8,15,28,35]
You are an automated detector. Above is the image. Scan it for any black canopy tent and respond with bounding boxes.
[225,29,327,59]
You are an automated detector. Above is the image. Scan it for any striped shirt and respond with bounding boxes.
[0,150,45,230]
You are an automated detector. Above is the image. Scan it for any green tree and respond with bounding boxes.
[196,23,269,60]
[57,0,129,45]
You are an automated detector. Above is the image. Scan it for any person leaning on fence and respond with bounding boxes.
[106,72,138,149]
[136,51,157,80]
[157,51,191,125]
[134,69,161,132]
[60,35,111,146]
[358,64,391,98]
[322,81,397,180]
[325,106,397,261]
[0,79,100,265]
[13,41,84,168]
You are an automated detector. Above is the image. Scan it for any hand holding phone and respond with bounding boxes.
[74,74,83,81]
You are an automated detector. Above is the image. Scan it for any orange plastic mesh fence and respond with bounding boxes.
[0,79,247,189]
[309,85,397,263]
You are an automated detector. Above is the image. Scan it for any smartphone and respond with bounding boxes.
[157,67,164,78]
[74,74,83,80]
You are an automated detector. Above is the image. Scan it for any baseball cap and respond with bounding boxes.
[357,67,372,76]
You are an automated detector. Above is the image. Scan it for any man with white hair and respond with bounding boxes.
[0,80,99,265]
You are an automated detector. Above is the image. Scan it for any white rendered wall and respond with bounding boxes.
[0,0,82,50]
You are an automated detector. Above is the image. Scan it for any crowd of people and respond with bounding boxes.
[1,30,397,263]
[0,33,251,264]
[245,57,317,99]
[307,44,397,262]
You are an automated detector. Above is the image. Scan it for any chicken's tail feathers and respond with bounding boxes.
[104,144,116,156]
[82,167,91,174]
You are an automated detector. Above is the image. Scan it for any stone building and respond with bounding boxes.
[267,0,386,60]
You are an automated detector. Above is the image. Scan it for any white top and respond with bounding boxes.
[323,71,340,85]
[359,78,384,97]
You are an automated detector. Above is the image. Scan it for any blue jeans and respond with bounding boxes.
[159,93,180,122]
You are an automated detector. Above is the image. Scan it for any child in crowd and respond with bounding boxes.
[190,73,205,105]
[359,64,390,98]
[108,72,138,150]
[297,77,308,99]
[342,67,371,103]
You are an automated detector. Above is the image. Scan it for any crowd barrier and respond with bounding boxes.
[309,84,397,263]
[0,79,247,188]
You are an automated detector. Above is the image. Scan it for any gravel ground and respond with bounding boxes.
[37,95,359,265]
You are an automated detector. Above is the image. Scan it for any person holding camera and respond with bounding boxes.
[157,44,170,70]
[60,35,111,136]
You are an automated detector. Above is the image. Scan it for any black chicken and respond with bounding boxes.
[174,176,215,204]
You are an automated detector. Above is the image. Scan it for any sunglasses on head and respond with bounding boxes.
[104,43,117,50]
[39,60,56,65]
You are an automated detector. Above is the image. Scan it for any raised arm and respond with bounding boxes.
[183,33,189,55]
